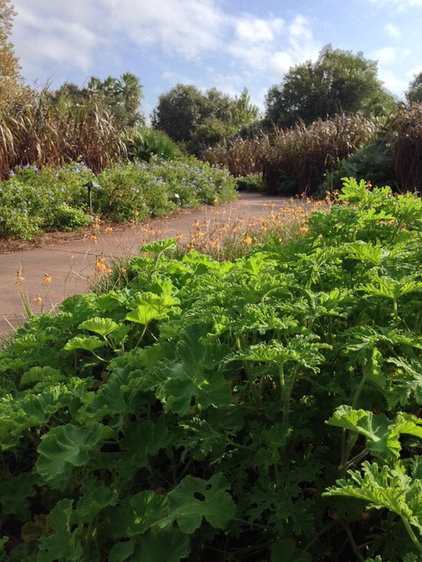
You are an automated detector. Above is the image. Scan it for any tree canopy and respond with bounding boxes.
[0,0,27,110]
[406,72,422,104]
[265,45,395,129]
[50,73,144,128]
[152,84,258,152]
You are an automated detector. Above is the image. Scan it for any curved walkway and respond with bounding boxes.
[0,193,299,341]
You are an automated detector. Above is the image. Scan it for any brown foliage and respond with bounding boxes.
[0,92,125,178]
[202,133,271,177]
[382,102,422,191]
[263,114,375,195]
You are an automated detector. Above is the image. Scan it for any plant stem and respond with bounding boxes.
[341,520,365,562]
[402,517,422,554]
[278,360,289,425]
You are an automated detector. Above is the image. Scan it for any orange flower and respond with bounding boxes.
[176,233,184,242]
[104,226,113,233]
[42,273,52,283]
[243,235,252,245]
[90,234,98,242]
[33,295,42,304]
[15,271,24,283]
[120,267,127,274]
[95,257,106,273]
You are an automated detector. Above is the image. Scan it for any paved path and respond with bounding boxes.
[0,193,298,341]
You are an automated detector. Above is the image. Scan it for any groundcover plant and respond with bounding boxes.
[0,179,421,561]
[0,157,236,239]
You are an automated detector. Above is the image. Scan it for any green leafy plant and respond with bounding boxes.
[0,179,421,560]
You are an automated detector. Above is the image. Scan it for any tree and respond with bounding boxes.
[265,45,395,129]
[406,72,422,104]
[0,0,26,110]
[151,84,205,144]
[50,73,144,128]
[152,84,259,152]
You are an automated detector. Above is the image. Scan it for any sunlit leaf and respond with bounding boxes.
[78,317,119,337]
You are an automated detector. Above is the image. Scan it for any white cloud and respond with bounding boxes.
[378,68,408,94]
[385,23,401,38]
[233,16,285,45]
[371,47,399,65]
[105,0,226,59]
[12,0,319,84]
[407,65,422,79]
[371,46,411,68]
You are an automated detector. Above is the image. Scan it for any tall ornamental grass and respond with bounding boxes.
[202,133,271,177]
[381,102,422,192]
[0,91,124,179]
[263,113,375,195]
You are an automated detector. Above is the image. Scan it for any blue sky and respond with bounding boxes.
[11,0,422,120]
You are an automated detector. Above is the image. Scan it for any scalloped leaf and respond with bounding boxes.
[167,473,235,533]
[78,317,119,337]
[64,335,105,352]
[36,423,113,482]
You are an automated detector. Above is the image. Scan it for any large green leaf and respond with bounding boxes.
[0,383,84,449]
[111,491,168,539]
[0,472,37,520]
[36,423,113,482]
[73,477,118,524]
[19,366,65,389]
[37,499,82,562]
[109,540,135,562]
[142,238,177,254]
[78,317,119,337]
[158,324,231,414]
[132,529,190,562]
[324,461,422,535]
[125,292,179,325]
[327,406,422,461]
[327,405,399,460]
[121,420,172,469]
[64,335,105,352]
[167,473,235,533]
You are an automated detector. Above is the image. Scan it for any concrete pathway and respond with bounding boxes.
[0,193,299,342]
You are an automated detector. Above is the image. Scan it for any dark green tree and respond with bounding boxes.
[151,84,206,144]
[265,45,395,128]
[50,72,144,128]
[406,72,422,103]
[152,84,258,152]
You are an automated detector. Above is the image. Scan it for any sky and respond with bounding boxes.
[10,0,422,120]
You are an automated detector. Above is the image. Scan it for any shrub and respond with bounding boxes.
[320,138,397,194]
[123,126,182,162]
[0,163,92,238]
[235,172,264,192]
[96,157,236,223]
[0,158,237,239]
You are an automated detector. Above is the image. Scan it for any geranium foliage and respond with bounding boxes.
[0,179,421,560]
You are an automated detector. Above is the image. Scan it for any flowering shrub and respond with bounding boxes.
[97,157,237,222]
[0,158,237,239]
